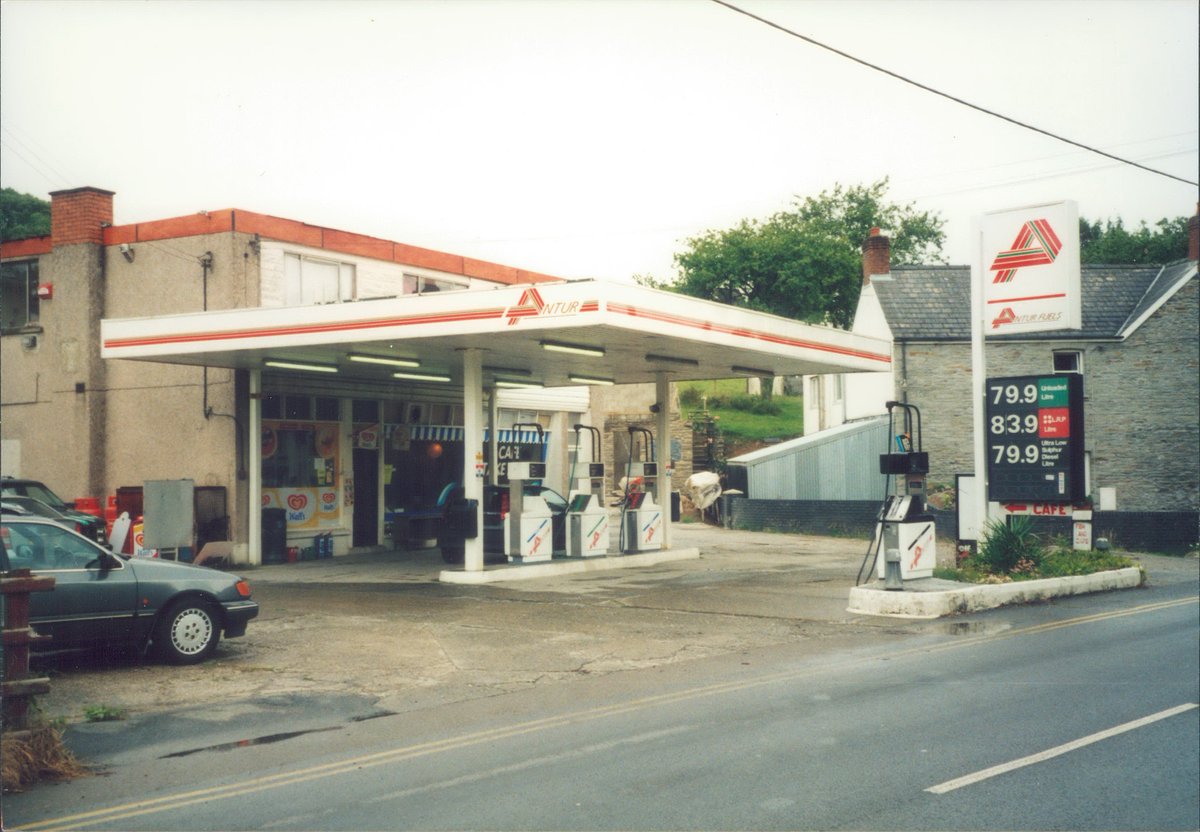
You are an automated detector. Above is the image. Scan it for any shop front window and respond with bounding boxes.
[262,420,340,528]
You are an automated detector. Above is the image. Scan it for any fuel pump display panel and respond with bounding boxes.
[985,374,1085,501]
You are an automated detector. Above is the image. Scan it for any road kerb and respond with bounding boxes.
[847,567,1144,619]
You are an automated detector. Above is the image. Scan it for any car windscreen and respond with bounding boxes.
[2,521,108,570]
[3,483,69,510]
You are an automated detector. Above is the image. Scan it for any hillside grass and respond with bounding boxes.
[679,379,804,442]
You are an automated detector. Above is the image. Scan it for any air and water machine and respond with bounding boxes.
[620,426,662,554]
[875,401,936,587]
[566,424,610,557]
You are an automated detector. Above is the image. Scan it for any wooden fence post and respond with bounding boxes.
[2,568,55,732]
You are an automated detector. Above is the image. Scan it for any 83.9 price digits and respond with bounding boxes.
[990,413,1039,435]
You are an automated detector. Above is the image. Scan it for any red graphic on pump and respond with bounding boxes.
[526,519,550,555]
[643,513,661,542]
[910,544,923,570]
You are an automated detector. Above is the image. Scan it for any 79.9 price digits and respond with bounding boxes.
[989,382,1038,405]
[991,443,1040,464]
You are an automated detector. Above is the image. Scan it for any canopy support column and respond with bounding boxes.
[247,368,262,566]
[462,349,485,572]
[655,371,672,550]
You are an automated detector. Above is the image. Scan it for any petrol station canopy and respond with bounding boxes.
[100,279,891,383]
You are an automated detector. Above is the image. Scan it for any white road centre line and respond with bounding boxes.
[926,703,1199,795]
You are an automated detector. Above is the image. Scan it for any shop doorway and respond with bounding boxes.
[353,448,379,547]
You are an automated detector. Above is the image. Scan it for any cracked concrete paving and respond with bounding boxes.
[33,524,936,723]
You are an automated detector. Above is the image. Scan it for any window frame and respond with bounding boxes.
[1052,350,1083,374]
[1,259,41,333]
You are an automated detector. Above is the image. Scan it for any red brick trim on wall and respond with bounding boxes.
[99,207,564,286]
[0,237,53,258]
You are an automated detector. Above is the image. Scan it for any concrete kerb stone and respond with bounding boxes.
[439,548,701,584]
[846,567,1144,619]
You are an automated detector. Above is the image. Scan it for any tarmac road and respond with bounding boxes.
[8,530,1196,832]
[25,524,1197,766]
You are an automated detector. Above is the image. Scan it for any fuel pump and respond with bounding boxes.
[874,401,936,585]
[503,423,553,563]
[566,424,609,557]
[620,426,662,553]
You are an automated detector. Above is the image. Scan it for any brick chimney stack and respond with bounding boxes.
[862,227,890,285]
[49,187,115,247]
[1188,203,1199,262]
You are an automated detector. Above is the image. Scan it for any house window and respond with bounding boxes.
[284,253,355,306]
[1,260,39,332]
[833,375,845,402]
[1053,350,1082,374]
[403,272,467,295]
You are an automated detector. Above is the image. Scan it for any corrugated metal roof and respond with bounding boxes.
[728,416,890,501]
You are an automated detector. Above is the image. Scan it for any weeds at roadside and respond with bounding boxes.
[83,704,126,722]
[1,709,89,792]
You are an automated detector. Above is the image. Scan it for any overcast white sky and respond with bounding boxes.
[2,0,1196,281]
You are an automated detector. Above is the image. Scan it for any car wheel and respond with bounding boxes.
[156,599,221,664]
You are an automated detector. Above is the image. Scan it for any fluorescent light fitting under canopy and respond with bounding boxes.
[540,340,605,358]
[264,359,338,374]
[348,353,420,368]
[393,371,451,383]
[732,365,774,376]
[483,366,532,376]
[569,375,614,386]
[494,378,544,389]
[645,353,699,367]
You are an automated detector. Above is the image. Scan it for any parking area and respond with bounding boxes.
[34,523,910,723]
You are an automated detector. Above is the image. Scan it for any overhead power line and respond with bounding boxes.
[711,0,1199,188]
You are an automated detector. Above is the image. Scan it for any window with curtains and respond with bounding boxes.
[284,253,355,306]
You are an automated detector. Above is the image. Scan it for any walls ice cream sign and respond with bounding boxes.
[981,202,1080,334]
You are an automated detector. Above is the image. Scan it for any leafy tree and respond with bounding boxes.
[0,188,51,242]
[1079,216,1189,265]
[643,180,944,330]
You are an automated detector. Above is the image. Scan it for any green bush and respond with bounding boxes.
[977,516,1045,574]
[678,386,703,409]
[727,394,782,416]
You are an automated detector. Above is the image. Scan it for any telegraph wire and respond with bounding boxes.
[710,0,1199,188]
[0,124,77,186]
[0,137,68,192]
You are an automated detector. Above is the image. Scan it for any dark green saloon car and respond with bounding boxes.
[0,513,258,664]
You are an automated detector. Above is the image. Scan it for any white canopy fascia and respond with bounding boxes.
[101,279,892,384]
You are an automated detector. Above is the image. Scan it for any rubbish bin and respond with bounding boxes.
[438,498,479,564]
[262,507,287,563]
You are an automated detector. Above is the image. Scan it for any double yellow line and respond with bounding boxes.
[17,595,1197,831]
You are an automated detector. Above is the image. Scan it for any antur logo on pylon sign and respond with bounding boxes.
[990,219,1064,284]
[980,201,1081,334]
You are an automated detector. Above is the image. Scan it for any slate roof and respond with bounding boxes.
[872,261,1197,341]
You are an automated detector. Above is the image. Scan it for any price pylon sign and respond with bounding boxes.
[985,374,1085,502]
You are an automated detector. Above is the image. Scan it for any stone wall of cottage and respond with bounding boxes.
[896,276,1198,513]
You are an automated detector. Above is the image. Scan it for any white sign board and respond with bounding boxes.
[981,201,1081,334]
